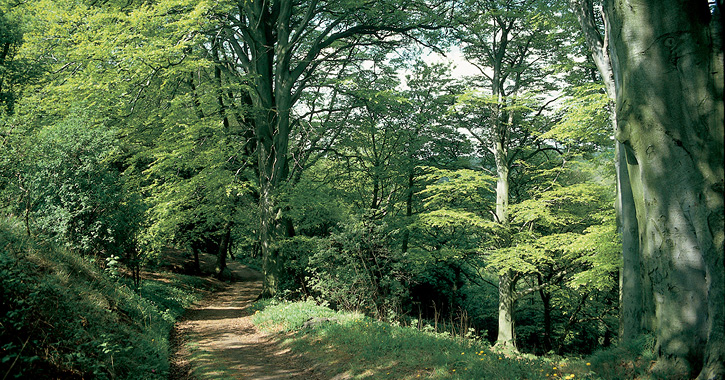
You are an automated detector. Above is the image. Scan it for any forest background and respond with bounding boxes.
[0,0,722,379]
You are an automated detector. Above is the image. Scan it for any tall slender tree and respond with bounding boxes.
[453,0,576,349]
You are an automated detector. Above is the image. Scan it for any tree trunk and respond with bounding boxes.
[606,1,724,377]
[494,171,516,349]
[569,0,655,344]
[240,2,291,298]
[258,159,283,297]
[616,141,654,340]
[493,98,516,348]
[216,223,231,280]
[191,248,201,274]
[496,271,517,348]
[401,169,415,254]
[538,274,553,353]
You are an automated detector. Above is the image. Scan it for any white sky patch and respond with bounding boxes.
[422,46,481,79]
[396,46,483,90]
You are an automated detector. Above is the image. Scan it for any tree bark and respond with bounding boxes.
[616,142,650,339]
[537,274,553,353]
[401,169,415,254]
[216,223,232,280]
[604,1,724,377]
[496,270,517,348]
[494,142,516,348]
[569,0,654,343]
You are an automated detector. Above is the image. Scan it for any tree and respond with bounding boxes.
[213,0,455,297]
[452,0,579,349]
[568,0,644,346]
[500,179,619,353]
[6,114,143,284]
[572,0,724,378]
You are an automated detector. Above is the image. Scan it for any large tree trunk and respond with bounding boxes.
[239,1,293,298]
[259,177,282,296]
[569,0,655,344]
[605,1,724,378]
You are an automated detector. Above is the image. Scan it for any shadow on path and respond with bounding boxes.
[169,264,324,380]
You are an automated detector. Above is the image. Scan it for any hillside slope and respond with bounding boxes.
[0,218,220,379]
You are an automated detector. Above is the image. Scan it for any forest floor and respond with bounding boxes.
[167,257,325,380]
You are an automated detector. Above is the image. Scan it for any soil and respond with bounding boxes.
[167,258,325,380]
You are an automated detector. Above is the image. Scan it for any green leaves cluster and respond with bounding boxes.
[9,115,141,258]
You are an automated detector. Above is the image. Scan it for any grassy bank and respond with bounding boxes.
[0,218,222,379]
[251,300,602,380]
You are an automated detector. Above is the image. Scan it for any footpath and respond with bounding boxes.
[168,263,324,380]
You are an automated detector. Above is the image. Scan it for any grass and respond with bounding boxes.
[251,300,602,380]
[0,217,222,380]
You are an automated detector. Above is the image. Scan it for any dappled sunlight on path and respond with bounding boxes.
[169,265,324,380]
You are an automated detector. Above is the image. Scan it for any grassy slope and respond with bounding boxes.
[252,300,655,380]
[0,219,222,379]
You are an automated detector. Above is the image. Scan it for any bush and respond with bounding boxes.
[306,217,411,320]
[18,115,143,261]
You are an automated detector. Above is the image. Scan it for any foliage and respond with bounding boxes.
[14,115,143,261]
[540,84,612,151]
[274,235,319,298]
[0,6,30,114]
[0,0,629,366]
[307,217,411,320]
[586,335,657,380]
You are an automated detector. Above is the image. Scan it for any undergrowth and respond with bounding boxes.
[0,217,220,379]
[251,300,601,380]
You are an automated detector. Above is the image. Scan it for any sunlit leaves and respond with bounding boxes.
[14,0,217,123]
[489,181,618,290]
[541,83,611,150]
[419,167,495,211]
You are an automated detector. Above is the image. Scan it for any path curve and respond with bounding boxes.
[169,266,324,380]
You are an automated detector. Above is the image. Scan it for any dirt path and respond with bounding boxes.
[169,265,324,380]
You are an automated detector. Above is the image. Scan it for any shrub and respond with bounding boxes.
[306,217,411,320]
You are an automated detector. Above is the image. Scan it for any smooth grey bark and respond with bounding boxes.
[493,120,516,348]
[602,0,724,378]
[570,0,653,342]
